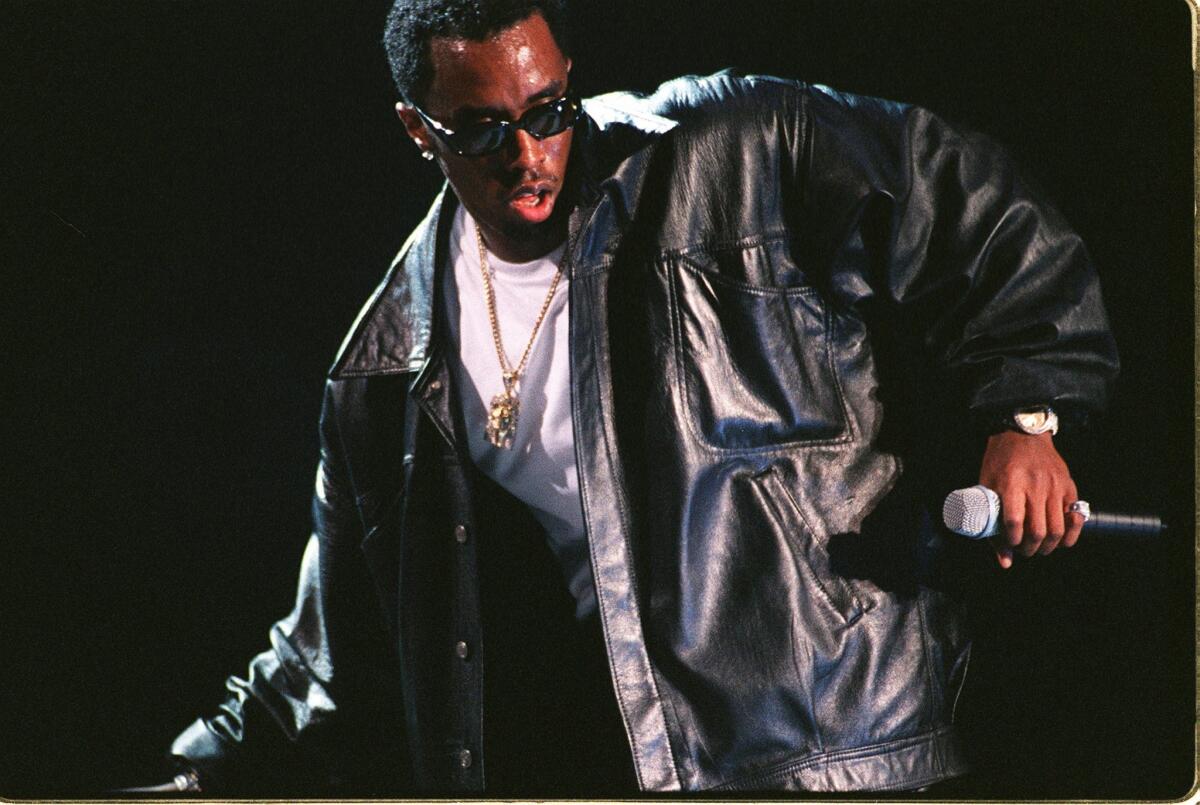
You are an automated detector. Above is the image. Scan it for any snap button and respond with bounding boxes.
[428,379,443,392]
[455,640,470,660]
[457,748,472,769]
[454,524,468,544]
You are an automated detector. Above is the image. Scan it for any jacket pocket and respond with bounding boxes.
[667,251,849,452]
[746,465,866,627]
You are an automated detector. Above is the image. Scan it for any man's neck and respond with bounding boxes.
[474,214,568,264]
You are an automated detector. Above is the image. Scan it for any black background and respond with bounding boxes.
[2,0,1194,798]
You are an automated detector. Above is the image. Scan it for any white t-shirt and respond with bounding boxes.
[442,205,596,619]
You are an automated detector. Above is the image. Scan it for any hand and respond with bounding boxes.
[978,430,1086,569]
[107,768,202,794]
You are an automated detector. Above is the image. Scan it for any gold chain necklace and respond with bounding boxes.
[476,224,565,449]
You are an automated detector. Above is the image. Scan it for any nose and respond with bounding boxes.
[502,128,545,173]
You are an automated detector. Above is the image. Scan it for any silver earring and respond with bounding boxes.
[420,150,435,161]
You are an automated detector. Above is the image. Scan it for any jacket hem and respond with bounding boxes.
[708,726,969,793]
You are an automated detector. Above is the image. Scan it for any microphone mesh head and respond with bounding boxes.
[942,485,995,538]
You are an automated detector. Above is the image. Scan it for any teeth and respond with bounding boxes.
[513,190,542,206]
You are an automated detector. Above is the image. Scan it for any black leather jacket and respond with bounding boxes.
[171,74,1118,793]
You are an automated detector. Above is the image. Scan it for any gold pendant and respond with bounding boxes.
[485,374,520,449]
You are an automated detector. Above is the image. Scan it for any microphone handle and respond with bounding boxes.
[1082,512,1164,537]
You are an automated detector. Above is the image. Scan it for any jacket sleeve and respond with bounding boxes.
[795,83,1119,426]
[168,380,407,794]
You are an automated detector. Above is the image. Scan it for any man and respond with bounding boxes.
[163,0,1117,795]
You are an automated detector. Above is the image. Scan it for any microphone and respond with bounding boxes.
[942,485,1165,539]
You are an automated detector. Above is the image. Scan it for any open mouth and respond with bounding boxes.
[506,185,555,221]
[509,185,548,205]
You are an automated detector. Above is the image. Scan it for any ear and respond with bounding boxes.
[395,101,434,154]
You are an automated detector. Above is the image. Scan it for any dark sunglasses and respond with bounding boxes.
[412,93,580,157]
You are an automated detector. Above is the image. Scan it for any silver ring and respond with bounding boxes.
[1067,500,1091,521]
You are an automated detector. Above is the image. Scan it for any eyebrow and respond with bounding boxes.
[453,78,566,121]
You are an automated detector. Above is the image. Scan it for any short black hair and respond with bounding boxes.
[383,0,570,104]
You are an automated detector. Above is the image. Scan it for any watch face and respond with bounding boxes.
[1013,407,1058,435]
[1014,410,1049,431]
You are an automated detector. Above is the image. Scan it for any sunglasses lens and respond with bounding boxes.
[457,126,507,156]
[524,101,573,138]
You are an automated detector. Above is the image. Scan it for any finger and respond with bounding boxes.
[1063,510,1085,548]
[991,543,1014,570]
[1001,491,1026,549]
[1062,481,1084,548]
[1021,492,1046,557]
[1039,492,1067,555]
